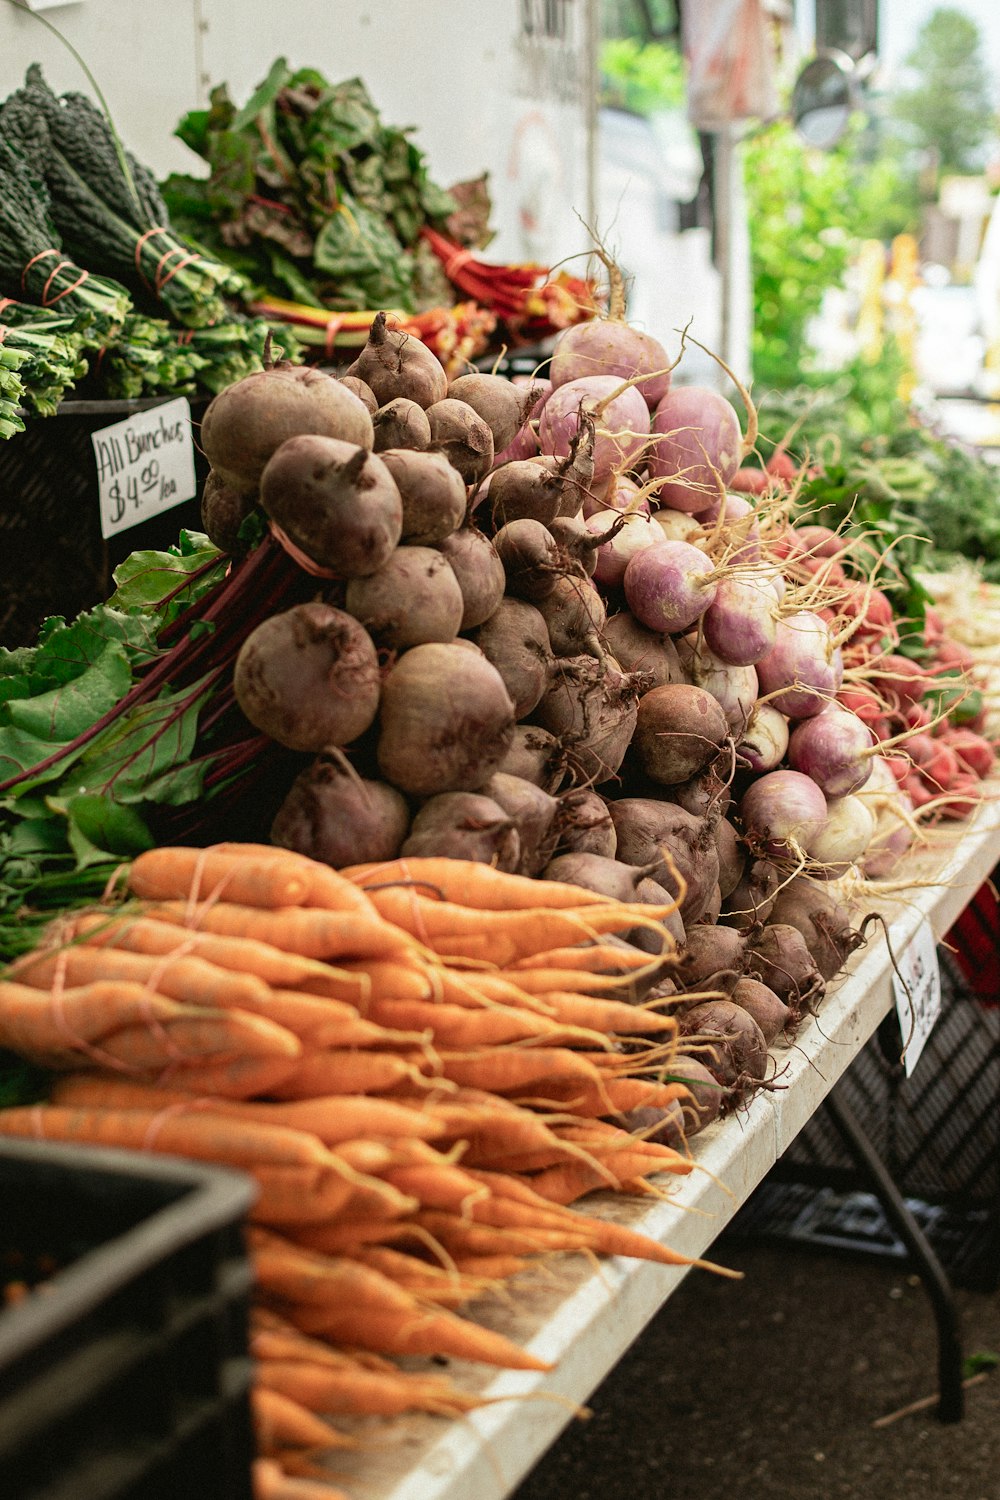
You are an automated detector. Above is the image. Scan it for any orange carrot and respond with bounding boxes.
[140,1053,301,1100]
[268,1051,434,1099]
[361,995,604,1050]
[250,1385,354,1454]
[254,1352,483,1417]
[249,1229,425,1313]
[143,900,417,961]
[252,1457,352,1500]
[518,990,678,1037]
[281,1299,552,1370]
[129,847,313,909]
[207,842,381,918]
[342,857,612,910]
[93,1010,302,1070]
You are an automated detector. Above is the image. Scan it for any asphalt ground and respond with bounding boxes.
[511,1237,1000,1500]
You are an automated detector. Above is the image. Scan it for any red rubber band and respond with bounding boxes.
[268,519,340,579]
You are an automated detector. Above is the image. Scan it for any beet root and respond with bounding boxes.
[535,656,645,786]
[768,877,863,980]
[606,798,720,926]
[731,976,791,1045]
[260,435,402,576]
[479,772,560,877]
[372,397,432,453]
[344,546,464,648]
[401,792,520,870]
[471,597,553,720]
[556,789,618,859]
[746,923,826,1019]
[378,448,468,546]
[677,1000,769,1091]
[492,725,568,792]
[720,857,781,931]
[437,526,506,631]
[345,312,447,409]
[674,924,748,995]
[632,684,730,786]
[270,753,410,867]
[659,1055,728,1133]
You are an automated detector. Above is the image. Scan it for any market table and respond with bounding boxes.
[323,792,1000,1500]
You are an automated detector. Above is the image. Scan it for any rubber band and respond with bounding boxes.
[30,1104,47,1141]
[154,247,201,295]
[141,1097,212,1153]
[45,951,142,1076]
[267,518,340,579]
[444,248,476,282]
[323,315,345,358]
[21,247,60,289]
[41,261,88,308]
[134,225,170,278]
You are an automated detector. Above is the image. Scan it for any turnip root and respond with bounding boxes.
[270,753,409,867]
[345,311,448,409]
[437,525,506,629]
[678,1000,768,1090]
[676,637,757,734]
[426,397,494,484]
[372,397,432,452]
[739,770,829,861]
[648,386,743,511]
[755,611,843,720]
[721,857,781,931]
[539,374,651,485]
[448,373,543,454]
[590,508,662,588]
[344,547,464,648]
[787,706,874,798]
[607,798,720,924]
[471,597,553,719]
[200,469,257,554]
[674,924,748,993]
[537,574,607,659]
[479,772,560,876]
[556,788,618,858]
[768,878,863,980]
[702,574,777,666]
[632,684,730,786]
[807,793,876,877]
[737,703,789,773]
[260,436,402,576]
[401,792,520,870]
[201,364,375,489]
[549,318,671,408]
[624,540,718,634]
[731,976,790,1045]
[234,602,381,752]
[746,923,825,1017]
[493,725,567,792]
[376,642,516,795]
[601,613,685,688]
[491,518,562,602]
[377,448,467,546]
[535,656,645,784]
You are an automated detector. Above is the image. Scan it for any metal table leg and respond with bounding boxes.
[823,1084,965,1423]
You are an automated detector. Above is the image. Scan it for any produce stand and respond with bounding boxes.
[317,793,1000,1500]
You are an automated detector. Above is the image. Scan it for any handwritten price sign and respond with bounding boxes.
[91,397,197,539]
[891,919,942,1077]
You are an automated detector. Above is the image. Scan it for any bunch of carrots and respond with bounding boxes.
[0,844,730,1500]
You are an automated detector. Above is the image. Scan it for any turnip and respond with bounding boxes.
[260,436,402,576]
[589,508,662,587]
[479,771,560,876]
[654,509,703,544]
[234,602,381,752]
[377,448,467,546]
[345,311,448,409]
[587,471,650,518]
[736,703,790,773]
[376,642,516,795]
[534,655,645,784]
[647,386,743,511]
[471,597,553,719]
[807,793,876,877]
[537,574,607,659]
[607,797,720,924]
[426,397,494,484]
[556,788,618,858]
[693,494,762,564]
[601,613,685,689]
[401,791,520,870]
[632,684,730,786]
[678,999,768,1090]
[701,574,777,666]
[623,540,719,634]
[755,611,843,719]
[769,877,862,980]
[200,470,257,554]
[739,770,828,861]
[548,308,672,409]
[344,547,464,648]
[787,706,874,797]
[676,637,757,733]
[731,976,790,1045]
[539,374,651,485]
[437,525,506,630]
[372,397,432,452]
[200,364,375,489]
[270,752,410,867]
[493,725,568,792]
[448,373,543,453]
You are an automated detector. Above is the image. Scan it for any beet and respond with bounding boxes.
[260,436,402,576]
[632,684,730,786]
[674,924,748,994]
[746,923,826,1017]
[633,875,686,950]
[378,448,468,546]
[345,546,464,648]
[677,1000,768,1090]
[471,597,553,719]
[535,656,645,785]
[601,613,685,687]
[720,857,780,931]
[372,397,432,452]
[270,753,409,867]
[479,772,560,876]
[491,518,562,602]
[448,373,541,453]
[437,526,506,630]
[345,311,448,409]
[606,799,720,925]
[492,725,567,792]
[556,788,618,859]
[201,364,375,489]
[768,877,863,980]
[426,397,494,484]
[376,642,516,796]
[542,852,656,905]
[731,976,790,1045]
[661,1055,727,1131]
[671,765,733,821]
[714,817,746,900]
[487,460,564,530]
[200,470,257,554]
[234,602,381,753]
[619,1101,686,1147]
[537,574,607,659]
[401,792,520,870]
[338,375,378,415]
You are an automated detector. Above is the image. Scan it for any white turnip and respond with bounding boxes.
[647,386,743,511]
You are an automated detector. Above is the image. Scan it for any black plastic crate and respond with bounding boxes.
[727,945,1000,1290]
[0,1138,257,1500]
[0,399,209,648]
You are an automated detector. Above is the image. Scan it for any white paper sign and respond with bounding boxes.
[891,919,942,1077]
[91,397,197,539]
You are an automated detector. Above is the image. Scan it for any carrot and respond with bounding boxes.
[525,1156,680,1203]
[252,1457,352,1500]
[254,1353,483,1417]
[509,942,665,975]
[517,990,678,1037]
[129,847,313,909]
[251,1166,412,1229]
[250,1385,354,1453]
[448,1252,531,1280]
[342,857,612,910]
[344,1245,494,1305]
[141,1053,301,1099]
[510,1075,691,1119]
[418,1047,619,1103]
[360,996,605,1050]
[268,1051,436,1099]
[387,1209,595,1260]
[69,912,366,997]
[94,1011,302,1070]
[282,1300,553,1370]
[249,1230,425,1314]
[207,842,382,918]
[143,900,417,962]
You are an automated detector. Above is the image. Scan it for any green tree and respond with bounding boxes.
[892,7,995,173]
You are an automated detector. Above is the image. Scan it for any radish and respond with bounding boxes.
[623,540,718,634]
[739,770,828,861]
[647,386,743,512]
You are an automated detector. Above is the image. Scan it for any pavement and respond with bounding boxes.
[511,1236,1000,1500]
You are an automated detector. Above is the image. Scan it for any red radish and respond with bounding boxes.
[765,449,798,483]
[755,611,843,719]
[907,734,960,792]
[538,375,651,485]
[837,685,887,731]
[900,701,933,732]
[647,386,743,511]
[923,604,945,646]
[932,638,975,673]
[729,466,769,495]
[623,540,718,633]
[938,727,995,780]
[794,524,845,558]
[840,581,896,641]
[933,772,983,819]
[787,706,874,797]
[877,653,927,707]
[739,770,828,860]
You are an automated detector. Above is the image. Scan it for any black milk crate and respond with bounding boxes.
[0,399,209,649]
[0,1138,256,1500]
[726,944,1000,1291]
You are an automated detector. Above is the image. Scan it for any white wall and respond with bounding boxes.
[0,0,597,267]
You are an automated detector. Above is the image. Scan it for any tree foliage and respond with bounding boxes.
[892,7,995,173]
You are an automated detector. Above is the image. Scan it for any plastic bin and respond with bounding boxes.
[0,1137,256,1500]
[0,398,209,648]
